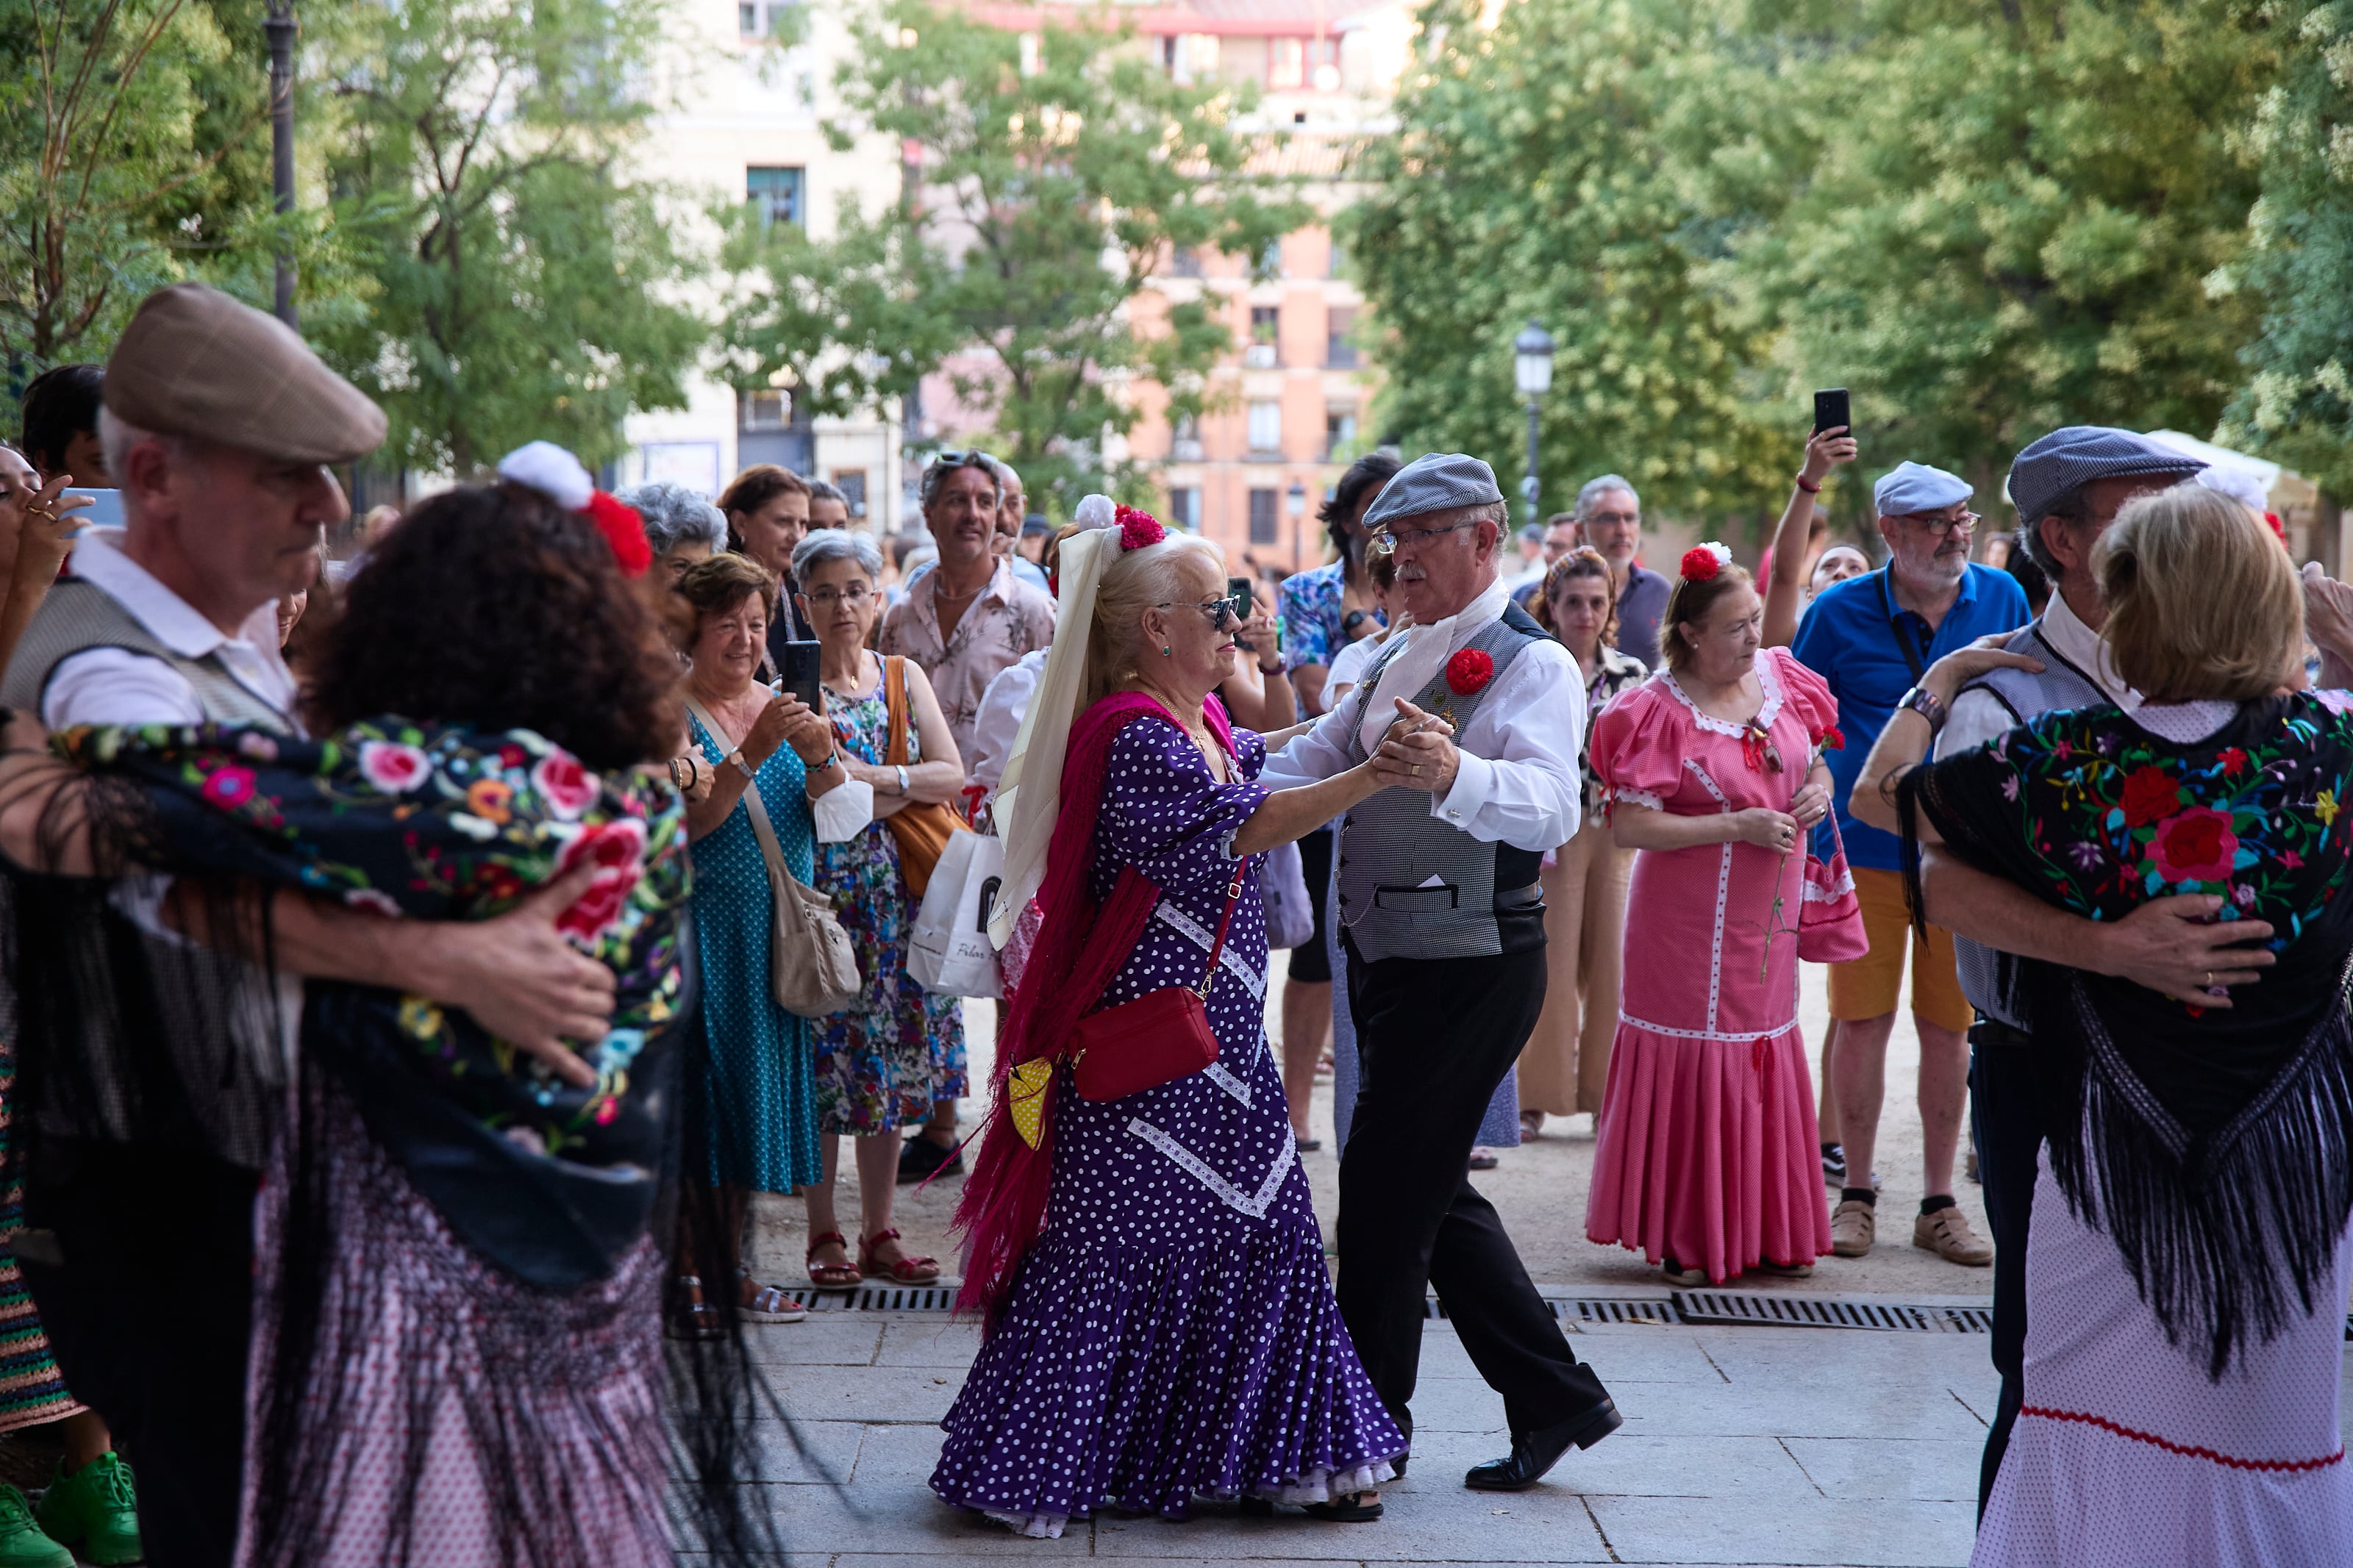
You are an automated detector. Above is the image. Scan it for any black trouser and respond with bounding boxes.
[19,1143,259,1568]
[1969,1020,2041,1518]
[1338,925,1614,1442]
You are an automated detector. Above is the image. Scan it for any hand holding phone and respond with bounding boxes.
[1228,576,1256,652]
[1812,388,1851,437]
[779,640,824,713]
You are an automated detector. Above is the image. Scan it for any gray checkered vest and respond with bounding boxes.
[1,577,295,731]
[1949,620,2104,1028]
[1335,604,1550,962]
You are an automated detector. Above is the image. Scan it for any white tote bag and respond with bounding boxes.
[909,829,1007,998]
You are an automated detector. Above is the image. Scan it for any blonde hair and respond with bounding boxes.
[1082,532,1224,709]
[2098,487,2301,703]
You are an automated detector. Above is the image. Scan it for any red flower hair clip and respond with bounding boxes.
[1446,647,1495,696]
[1679,543,1732,583]
[496,441,651,578]
[1115,504,1165,551]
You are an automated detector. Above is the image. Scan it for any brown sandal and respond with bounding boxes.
[858,1227,941,1285]
[804,1231,863,1290]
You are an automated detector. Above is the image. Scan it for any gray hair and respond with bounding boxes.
[985,454,1020,491]
[920,448,1001,511]
[97,405,179,487]
[618,481,726,556]
[806,477,848,509]
[791,527,885,581]
[1574,473,1640,522]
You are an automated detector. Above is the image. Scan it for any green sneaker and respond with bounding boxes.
[0,1483,71,1568]
[32,1453,141,1567]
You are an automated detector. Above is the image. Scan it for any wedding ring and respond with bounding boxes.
[2205,971,2213,989]
[1411,763,1421,776]
[26,505,53,520]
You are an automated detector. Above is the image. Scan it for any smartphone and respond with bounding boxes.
[1228,576,1256,652]
[778,640,823,712]
[60,487,124,529]
[1812,388,1851,437]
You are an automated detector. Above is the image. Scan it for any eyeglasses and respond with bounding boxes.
[1583,510,1640,529]
[1368,520,1477,554]
[1157,598,1240,631]
[1901,510,1980,536]
[801,584,874,608]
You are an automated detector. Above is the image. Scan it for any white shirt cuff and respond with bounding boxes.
[1432,749,1493,828]
[812,779,875,842]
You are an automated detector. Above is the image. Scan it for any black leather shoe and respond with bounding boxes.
[1463,1400,1623,1492]
[896,1134,963,1184]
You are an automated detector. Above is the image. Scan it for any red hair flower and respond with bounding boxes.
[1679,545,1725,582]
[1446,647,1495,696]
[584,491,651,578]
[1115,504,1165,551]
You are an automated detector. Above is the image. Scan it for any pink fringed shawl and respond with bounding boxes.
[950,690,1235,1326]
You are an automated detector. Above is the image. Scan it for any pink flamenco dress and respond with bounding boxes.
[1582,645,1838,1284]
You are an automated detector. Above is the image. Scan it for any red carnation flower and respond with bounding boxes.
[1818,725,1846,751]
[1679,546,1722,582]
[1114,504,1165,551]
[1446,647,1495,695]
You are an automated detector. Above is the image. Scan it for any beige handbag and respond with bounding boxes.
[684,696,861,1018]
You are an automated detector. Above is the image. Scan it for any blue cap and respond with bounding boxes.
[1362,452,1505,531]
[2007,426,2207,527]
[1872,461,1973,518]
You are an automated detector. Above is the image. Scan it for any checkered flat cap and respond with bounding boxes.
[2007,426,2206,527]
[1362,452,1504,530]
[105,283,385,465]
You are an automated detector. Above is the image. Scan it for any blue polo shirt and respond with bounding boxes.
[1790,564,2029,872]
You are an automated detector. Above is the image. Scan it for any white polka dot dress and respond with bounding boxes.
[930,718,1406,1534]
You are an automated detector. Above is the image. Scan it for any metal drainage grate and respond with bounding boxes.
[1674,1291,1992,1334]
[801,1284,961,1313]
[1424,1295,1680,1326]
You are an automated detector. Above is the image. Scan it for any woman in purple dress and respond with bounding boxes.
[932,501,1407,1536]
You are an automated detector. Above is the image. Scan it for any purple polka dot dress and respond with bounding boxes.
[931,717,1407,1536]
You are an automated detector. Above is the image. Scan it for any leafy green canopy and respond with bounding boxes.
[718,0,1304,516]
[314,0,704,475]
[1350,0,2272,529]
[2225,0,2353,497]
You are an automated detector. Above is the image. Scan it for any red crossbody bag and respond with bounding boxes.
[1069,872,1244,1102]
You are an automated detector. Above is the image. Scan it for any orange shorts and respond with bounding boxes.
[1825,866,1975,1033]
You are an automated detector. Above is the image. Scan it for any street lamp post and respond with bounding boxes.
[1513,321,1554,529]
[265,0,299,329]
[1286,479,1308,573]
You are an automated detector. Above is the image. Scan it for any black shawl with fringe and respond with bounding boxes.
[1903,692,2353,1379]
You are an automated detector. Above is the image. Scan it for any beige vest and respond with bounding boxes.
[1,577,294,731]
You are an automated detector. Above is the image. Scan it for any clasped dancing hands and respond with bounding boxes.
[1369,697,1459,793]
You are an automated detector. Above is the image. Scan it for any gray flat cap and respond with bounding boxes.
[105,284,385,465]
[1362,452,1504,531]
[1873,461,1971,518]
[2008,426,2205,527]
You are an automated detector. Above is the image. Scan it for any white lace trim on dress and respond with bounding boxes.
[1126,1117,1297,1219]
[1152,900,1268,999]
[1609,785,1665,812]
[1663,660,1783,737]
[1249,1459,1399,1505]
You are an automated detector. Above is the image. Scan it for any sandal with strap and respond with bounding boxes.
[736,1266,809,1323]
[858,1227,942,1285]
[804,1231,863,1291]
[667,1275,722,1342]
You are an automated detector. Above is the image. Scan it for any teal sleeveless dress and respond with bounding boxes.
[687,712,821,1192]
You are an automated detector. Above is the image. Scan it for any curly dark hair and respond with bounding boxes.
[1317,452,1402,556]
[305,483,679,770]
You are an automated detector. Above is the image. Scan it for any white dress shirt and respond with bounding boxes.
[965,646,1047,806]
[43,530,299,731]
[1939,587,2135,760]
[1262,576,1585,852]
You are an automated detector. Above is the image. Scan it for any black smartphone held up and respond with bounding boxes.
[1228,576,1257,652]
[1813,387,1851,437]
[779,640,823,712]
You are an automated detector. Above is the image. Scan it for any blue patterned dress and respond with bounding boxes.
[810,664,967,1134]
[932,716,1404,1534]
[688,712,821,1192]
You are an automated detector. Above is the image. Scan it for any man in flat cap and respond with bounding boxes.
[1791,459,2027,1270]
[1260,451,1621,1492]
[0,283,620,1568]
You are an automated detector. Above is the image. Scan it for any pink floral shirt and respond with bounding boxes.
[879,556,1056,767]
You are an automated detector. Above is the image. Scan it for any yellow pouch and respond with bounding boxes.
[1008,1058,1055,1149]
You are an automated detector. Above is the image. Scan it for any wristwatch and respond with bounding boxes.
[1896,686,1947,733]
[1342,609,1369,635]
[726,748,757,780]
[895,764,910,795]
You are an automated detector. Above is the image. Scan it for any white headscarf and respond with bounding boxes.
[989,495,1119,946]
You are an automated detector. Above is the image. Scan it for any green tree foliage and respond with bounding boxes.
[1738,0,2272,495]
[0,0,278,371]
[718,0,1304,514]
[2224,0,2353,496]
[315,0,704,475]
[1352,0,2273,527]
[1347,0,1786,523]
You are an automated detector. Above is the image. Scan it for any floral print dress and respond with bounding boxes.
[810,659,966,1134]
